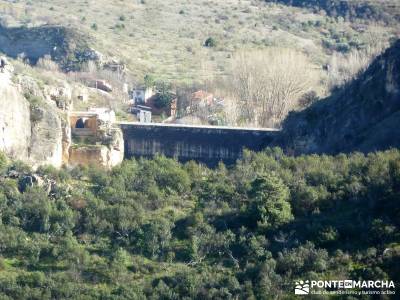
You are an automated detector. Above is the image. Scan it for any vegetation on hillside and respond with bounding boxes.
[0,0,398,129]
[0,0,397,82]
[267,0,400,24]
[0,149,398,298]
[0,25,93,71]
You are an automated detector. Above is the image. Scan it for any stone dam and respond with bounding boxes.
[118,122,280,165]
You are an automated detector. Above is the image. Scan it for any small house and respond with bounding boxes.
[130,86,155,104]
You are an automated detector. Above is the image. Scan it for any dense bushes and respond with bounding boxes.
[0,149,399,298]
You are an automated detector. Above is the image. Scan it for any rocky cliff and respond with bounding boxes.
[0,63,31,159]
[69,126,124,169]
[0,57,69,168]
[279,40,400,154]
[0,25,99,71]
[0,57,124,169]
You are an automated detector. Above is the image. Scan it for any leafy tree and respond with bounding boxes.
[248,174,293,229]
[154,81,174,109]
[140,217,174,259]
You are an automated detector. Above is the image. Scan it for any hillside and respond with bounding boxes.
[0,1,399,298]
[280,39,400,154]
[268,0,400,24]
[0,0,397,83]
[0,25,95,71]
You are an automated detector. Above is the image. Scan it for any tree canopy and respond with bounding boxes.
[0,149,398,298]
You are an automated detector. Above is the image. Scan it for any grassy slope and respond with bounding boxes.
[0,0,397,83]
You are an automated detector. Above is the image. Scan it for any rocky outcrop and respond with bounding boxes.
[1,169,61,195]
[69,126,124,169]
[0,56,125,169]
[69,144,123,169]
[0,25,98,71]
[104,127,124,167]
[0,60,31,160]
[0,57,70,168]
[43,82,73,110]
[279,40,400,154]
[28,103,64,168]
[61,118,72,165]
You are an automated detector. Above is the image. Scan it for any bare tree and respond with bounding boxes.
[227,48,318,128]
[327,43,387,90]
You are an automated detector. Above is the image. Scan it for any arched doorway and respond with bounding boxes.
[75,118,86,128]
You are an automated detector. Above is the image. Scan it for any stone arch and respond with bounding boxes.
[75,118,86,128]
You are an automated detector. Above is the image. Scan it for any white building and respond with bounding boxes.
[131,86,154,104]
[131,105,152,123]
[87,107,116,123]
[139,109,152,123]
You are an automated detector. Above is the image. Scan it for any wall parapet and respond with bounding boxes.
[119,123,280,165]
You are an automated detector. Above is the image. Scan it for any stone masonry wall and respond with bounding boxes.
[120,124,279,165]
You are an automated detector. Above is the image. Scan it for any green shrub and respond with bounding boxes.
[204,37,217,47]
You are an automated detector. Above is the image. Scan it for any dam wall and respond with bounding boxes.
[119,123,279,165]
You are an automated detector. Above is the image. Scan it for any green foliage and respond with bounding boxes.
[0,152,7,172]
[154,81,174,108]
[154,93,173,108]
[204,37,217,47]
[24,92,44,123]
[0,149,398,298]
[144,74,155,88]
[248,174,293,229]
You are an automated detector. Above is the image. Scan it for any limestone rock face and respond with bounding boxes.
[69,126,124,169]
[28,103,64,168]
[106,128,124,167]
[0,58,69,168]
[61,118,72,165]
[1,57,125,169]
[43,82,73,110]
[15,75,42,97]
[0,65,31,160]
[69,144,123,169]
